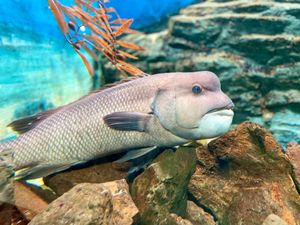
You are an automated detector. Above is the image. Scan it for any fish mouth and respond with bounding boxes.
[206,102,234,115]
[213,109,234,117]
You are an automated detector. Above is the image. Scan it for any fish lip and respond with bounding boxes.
[206,102,234,114]
[213,109,234,117]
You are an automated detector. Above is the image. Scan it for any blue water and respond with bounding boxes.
[0,0,196,39]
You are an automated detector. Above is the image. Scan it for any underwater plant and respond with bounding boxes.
[48,0,145,77]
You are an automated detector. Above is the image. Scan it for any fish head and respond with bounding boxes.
[152,71,234,140]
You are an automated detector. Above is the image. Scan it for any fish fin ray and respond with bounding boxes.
[89,73,148,95]
[7,107,62,134]
[114,146,157,163]
[103,112,152,132]
[71,74,150,103]
[14,162,78,180]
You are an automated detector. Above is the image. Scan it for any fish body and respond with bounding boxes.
[0,71,234,179]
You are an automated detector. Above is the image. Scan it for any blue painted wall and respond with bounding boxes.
[0,0,196,38]
[0,0,196,139]
[109,0,197,28]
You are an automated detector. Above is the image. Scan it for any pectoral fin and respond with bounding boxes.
[103,112,152,132]
[114,146,157,163]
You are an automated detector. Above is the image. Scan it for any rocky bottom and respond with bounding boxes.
[0,122,299,225]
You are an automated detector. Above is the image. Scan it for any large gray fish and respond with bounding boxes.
[0,71,234,179]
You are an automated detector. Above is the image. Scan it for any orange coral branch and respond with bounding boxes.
[49,0,145,77]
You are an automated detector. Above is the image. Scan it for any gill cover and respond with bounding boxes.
[151,87,201,140]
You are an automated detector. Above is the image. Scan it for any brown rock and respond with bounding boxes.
[15,182,49,220]
[189,122,300,225]
[0,169,36,225]
[44,161,130,196]
[100,180,139,225]
[161,213,193,225]
[0,164,15,225]
[131,147,196,225]
[262,214,288,225]
[0,164,14,205]
[185,201,216,225]
[0,202,30,225]
[286,143,300,191]
[29,180,138,225]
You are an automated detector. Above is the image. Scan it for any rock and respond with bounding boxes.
[99,180,139,225]
[265,90,300,107]
[185,201,216,225]
[131,147,196,225]
[29,183,113,225]
[286,143,300,191]
[29,180,138,225]
[161,213,193,225]
[100,0,300,147]
[268,110,300,148]
[0,164,14,205]
[0,167,35,225]
[0,203,14,225]
[44,161,130,196]
[170,14,289,50]
[0,163,15,225]
[1,206,30,225]
[15,182,49,220]
[262,214,288,225]
[250,64,300,91]
[232,34,300,65]
[188,122,300,225]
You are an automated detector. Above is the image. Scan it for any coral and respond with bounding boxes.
[49,0,145,76]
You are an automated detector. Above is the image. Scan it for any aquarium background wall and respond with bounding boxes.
[0,0,196,139]
[1,1,300,225]
[0,0,299,147]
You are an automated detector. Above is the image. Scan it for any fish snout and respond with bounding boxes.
[220,91,234,111]
[225,101,234,110]
[207,92,234,114]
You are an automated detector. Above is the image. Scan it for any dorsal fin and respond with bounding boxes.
[8,73,149,134]
[8,107,63,134]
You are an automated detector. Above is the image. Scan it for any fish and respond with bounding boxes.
[0,71,234,179]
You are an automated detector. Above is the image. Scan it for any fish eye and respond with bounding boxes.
[192,85,202,94]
